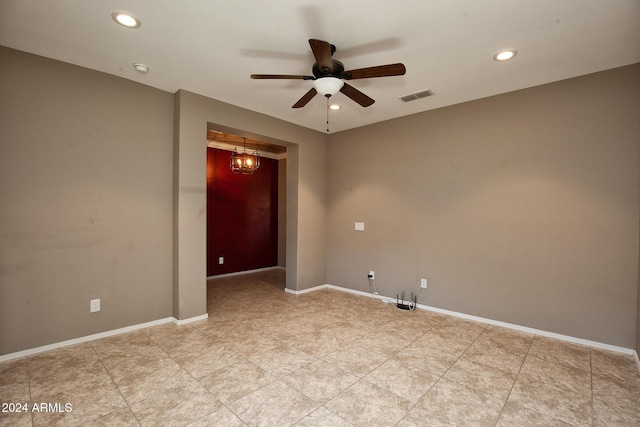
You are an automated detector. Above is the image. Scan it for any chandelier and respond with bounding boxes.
[230,137,260,175]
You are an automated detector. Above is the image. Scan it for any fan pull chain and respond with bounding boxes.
[326,96,330,133]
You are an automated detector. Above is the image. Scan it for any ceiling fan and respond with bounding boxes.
[250,39,406,108]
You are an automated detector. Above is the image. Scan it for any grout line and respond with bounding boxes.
[495,334,535,424]
[26,355,34,427]
[92,344,143,427]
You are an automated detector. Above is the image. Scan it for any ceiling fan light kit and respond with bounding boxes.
[313,77,344,97]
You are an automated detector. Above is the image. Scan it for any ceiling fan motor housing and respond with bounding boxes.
[313,60,344,78]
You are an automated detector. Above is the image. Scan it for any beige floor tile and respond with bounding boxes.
[374,319,428,342]
[30,357,110,391]
[197,360,276,406]
[592,397,640,427]
[30,375,128,427]
[0,411,32,427]
[150,327,218,359]
[199,319,259,344]
[496,402,573,426]
[249,343,316,377]
[223,331,283,358]
[592,372,640,411]
[80,407,140,426]
[3,269,639,426]
[474,328,532,356]
[0,358,29,402]
[91,329,155,356]
[444,356,517,400]
[591,348,640,383]
[508,369,592,425]
[398,378,503,427]
[187,406,246,427]
[290,329,350,357]
[282,359,359,403]
[364,359,439,403]
[322,345,389,378]
[352,330,412,358]
[228,380,319,426]
[463,338,527,374]
[0,357,28,386]
[28,344,99,379]
[414,328,475,356]
[325,380,412,427]
[294,407,353,427]
[527,336,591,372]
[99,344,170,380]
[320,320,372,341]
[387,309,446,331]
[482,325,534,345]
[112,358,195,404]
[130,380,222,427]
[264,320,320,341]
[519,354,591,396]
[394,339,459,376]
[439,317,488,340]
[174,342,243,378]
[143,322,182,338]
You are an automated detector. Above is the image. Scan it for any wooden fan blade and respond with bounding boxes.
[309,39,334,73]
[292,88,318,108]
[340,83,375,107]
[342,63,406,80]
[251,74,314,80]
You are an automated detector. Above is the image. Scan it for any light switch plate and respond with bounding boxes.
[355,222,365,231]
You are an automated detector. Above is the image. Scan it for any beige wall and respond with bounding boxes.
[0,47,175,354]
[173,90,327,322]
[1,44,638,354]
[327,64,640,348]
[0,47,329,355]
[278,159,287,267]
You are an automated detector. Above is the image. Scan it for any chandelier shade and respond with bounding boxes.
[230,138,260,175]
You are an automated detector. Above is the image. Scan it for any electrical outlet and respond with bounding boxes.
[368,270,375,280]
[218,256,224,265]
[420,278,427,289]
[90,299,101,313]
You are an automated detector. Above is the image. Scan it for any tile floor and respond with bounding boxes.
[1,268,640,426]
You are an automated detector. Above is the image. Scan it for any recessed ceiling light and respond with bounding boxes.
[329,104,341,110]
[133,63,149,73]
[111,12,141,28]
[493,49,518,62]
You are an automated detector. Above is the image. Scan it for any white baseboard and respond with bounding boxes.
[207,266,284,280]
[285,283,329,295]
[289,283,636,358]
[0,313,209,363]
[416,302,634,355]
[3,283,637,373]
[173,313,208,325]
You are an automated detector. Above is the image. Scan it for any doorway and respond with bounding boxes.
[206,129,287,277]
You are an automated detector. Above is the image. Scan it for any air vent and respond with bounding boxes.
[400,89,435,102]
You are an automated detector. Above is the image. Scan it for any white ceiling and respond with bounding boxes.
[1,0,639,134]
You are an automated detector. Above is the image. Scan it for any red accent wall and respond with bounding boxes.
[206,147,278,276]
